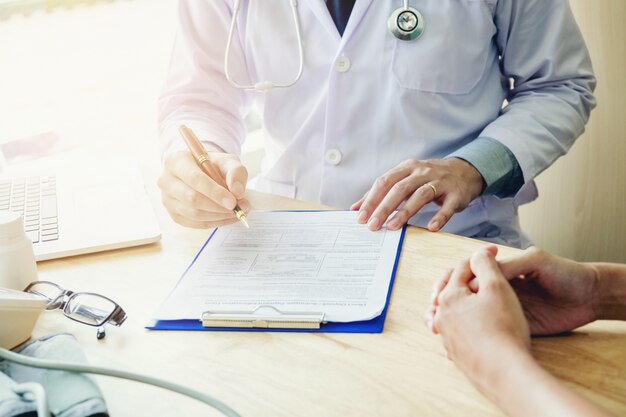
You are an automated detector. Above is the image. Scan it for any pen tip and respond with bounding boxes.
[236,211,250,228]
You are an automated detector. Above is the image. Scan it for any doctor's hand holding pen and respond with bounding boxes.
[157,144,251,229]
[351,158,484,232]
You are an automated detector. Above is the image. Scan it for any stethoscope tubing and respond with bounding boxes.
[224,0,304,91]
[223,0,423,92]
[0,347,242,417]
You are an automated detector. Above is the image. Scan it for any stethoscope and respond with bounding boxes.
[224,0,425,91]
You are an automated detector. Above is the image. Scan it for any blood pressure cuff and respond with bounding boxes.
[0,333,108,417]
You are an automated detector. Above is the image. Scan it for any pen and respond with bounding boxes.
[178,124,250,228]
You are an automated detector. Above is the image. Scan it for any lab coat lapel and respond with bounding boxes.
[340,0,375,43]
[305,0,342,43]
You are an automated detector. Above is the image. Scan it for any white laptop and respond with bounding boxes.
[0,152,161,261]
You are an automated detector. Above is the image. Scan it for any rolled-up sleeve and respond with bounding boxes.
[447,137,524,196]
[480,0,596,185]
[158,0,250,158]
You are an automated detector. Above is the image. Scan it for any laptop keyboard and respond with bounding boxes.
[0,176,59,243]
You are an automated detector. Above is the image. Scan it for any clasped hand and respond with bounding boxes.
[425,246,599,387]
[351,158,484,231]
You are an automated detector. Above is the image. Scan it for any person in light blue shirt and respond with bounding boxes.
[158,0,596,248]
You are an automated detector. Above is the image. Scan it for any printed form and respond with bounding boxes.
[153,211,404,323]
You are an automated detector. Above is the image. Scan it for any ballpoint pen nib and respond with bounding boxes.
[240,216,250,228]
[236,210,250,228]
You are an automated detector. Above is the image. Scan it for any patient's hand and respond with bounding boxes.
[429,247,599,336]
[427,247,531,387]
[427,247,619,417]
[497,247,598,335]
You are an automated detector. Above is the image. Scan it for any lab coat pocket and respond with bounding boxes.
[390,0,496,95]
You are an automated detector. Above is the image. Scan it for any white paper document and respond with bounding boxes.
[153,211,404,323]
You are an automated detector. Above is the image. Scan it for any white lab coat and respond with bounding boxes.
[159,0,596,248]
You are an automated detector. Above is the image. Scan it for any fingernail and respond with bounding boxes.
[387,219,400,230]
[368,216,380,230]
[238,200,251,212]
[429,220,440,230]
[357,210,368,223]
[222,197,235,209]
[430,287,438,302]
[232,182,244,196]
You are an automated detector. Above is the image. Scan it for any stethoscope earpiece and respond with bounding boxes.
[388,1,425,41]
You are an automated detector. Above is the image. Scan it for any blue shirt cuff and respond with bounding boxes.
[446,137,524,197]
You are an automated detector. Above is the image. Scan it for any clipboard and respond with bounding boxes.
[146,211,406,333]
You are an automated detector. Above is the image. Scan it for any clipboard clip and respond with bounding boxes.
[201,305,325,329]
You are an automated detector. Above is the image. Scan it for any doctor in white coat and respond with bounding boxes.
[157,0,596,248]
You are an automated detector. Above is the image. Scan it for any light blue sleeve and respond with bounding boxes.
[446,137,524,197]
[477,0,596,185]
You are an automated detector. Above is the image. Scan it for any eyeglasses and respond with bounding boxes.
[24,281,127,339]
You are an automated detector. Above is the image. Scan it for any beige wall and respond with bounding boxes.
[519,0,626,263]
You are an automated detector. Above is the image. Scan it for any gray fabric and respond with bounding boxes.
[0,372,37,417]
[447,136,524,197]
[3,333,108,417]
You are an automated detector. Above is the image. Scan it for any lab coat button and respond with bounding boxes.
[325,149,342,165]
[335,56,351,73]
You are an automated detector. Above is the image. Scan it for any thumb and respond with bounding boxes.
[468,245,498,292]
[498,247,544,281]
[469,248,505,289]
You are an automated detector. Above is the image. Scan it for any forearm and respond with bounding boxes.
[476,347,614,417]
[591,263,626,321]
[485,0,596,183]
[158,0,248,158]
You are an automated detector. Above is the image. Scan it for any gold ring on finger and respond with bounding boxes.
[427,183,437,198]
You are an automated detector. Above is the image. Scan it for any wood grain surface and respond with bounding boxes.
[1,1,623,413]
[31,191,626,417]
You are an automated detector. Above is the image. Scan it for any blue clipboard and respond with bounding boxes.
[146,211,406,333]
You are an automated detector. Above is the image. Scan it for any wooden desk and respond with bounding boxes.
[32,191,626,417]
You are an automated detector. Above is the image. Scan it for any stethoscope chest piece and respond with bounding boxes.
[388,4,425,41]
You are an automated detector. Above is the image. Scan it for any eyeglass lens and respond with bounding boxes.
[25,281,65,309]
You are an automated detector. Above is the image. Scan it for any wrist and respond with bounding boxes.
[478,346,611,417]
[466,339,533,398]
[591,263,626,320]
[474,344,564,417]
[449,157,484,199]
